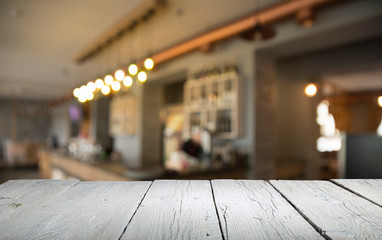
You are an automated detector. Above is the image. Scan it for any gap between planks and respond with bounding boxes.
[118,181,154,240]
[118,179,349,240]
[329,180,382,208]
[267,181,332,240]
[209,181,226,240]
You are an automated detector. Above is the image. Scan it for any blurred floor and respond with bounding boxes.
[0,161,39,184]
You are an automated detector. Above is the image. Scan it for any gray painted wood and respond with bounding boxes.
[212,180,323,240]
[332,179,382,207]
[120,180,222,240]
[0,179,79,226]
[0,179,79,199]
[271,180,382,240]
[0,181,151,240]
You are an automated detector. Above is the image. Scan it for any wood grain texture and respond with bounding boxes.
[0,181,151,240]
[212,180,323,240]
[332,179,382,207]
[120,180,222,240]
[0,179,79,226]
[271,180,382,240]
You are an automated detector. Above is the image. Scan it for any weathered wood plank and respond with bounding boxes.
[0,179,79,198]
[212,180,323,240]
[0,181,151,240]
[120,180,222,240]
[332,179,382,207]
[0,179,79,225]
[271,180,382,240]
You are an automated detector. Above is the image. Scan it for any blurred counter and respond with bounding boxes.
[38,149,129,181]
[38,149,248,181]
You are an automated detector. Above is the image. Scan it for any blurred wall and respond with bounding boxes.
[0,98,51,160]
[0,98,50,142]
[0,99,11,159]
[113,84,143,168]
[49,102,70,148]
[89,97,112,149]
[141,82,163,168]
[276,36,382,179]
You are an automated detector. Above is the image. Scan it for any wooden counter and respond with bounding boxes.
[38,150,129,181]
[38,150,247,181]
[0,179,381,239]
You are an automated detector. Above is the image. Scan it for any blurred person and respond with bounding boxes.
[182,127,203,160]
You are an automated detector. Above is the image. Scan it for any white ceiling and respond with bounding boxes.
[325,67,382,93]
[0,0,279,100]
[0,0,143,100]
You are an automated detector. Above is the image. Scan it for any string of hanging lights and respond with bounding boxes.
[73,60,154,103]
[72,10,155,103]
[73,56,154,103]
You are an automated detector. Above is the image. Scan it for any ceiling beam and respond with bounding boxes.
[75,0,340,65]
[140,0,340,65]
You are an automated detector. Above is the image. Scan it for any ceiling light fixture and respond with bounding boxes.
[115,69,125,81]
[104,75,114,85]
[296,8,315,28]
[87,82,96,92]
[144,58,154,70]
[95,79,104,89]
[137,71,147,83]
[87,92,94,101]
[240,21,275,41]
[73,88,80,97]
[123,76,133,87]
[128,64,138,76]
[111,81,121,91]
[101,85,111,95]
[305,83,317,97]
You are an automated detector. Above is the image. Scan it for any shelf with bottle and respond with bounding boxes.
[184,62,241,139]
[188,62,238,81]
[186,76,237,108]
[215,109,232,134]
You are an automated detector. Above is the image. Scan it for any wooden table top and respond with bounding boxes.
[0,179,381,239]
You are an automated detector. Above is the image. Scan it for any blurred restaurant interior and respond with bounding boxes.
[0,0,382,183]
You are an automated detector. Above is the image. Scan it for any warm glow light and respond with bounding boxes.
[101,85,111,95]
[78,85,89,102]
[87,92,94,101]
[316,100,329,125]
[123,76,133,87]
[87,82,96,92]
[377,118,382,136]
[111,81,121,91]
[115,69,125,81]
[128,64,138,75]
[73,88,80,97]
[316,100,342,152]
[104,75,114,85]
[378,96,382,107]
[305,83,317,97]
[95,79,104,89]
[144,58,154,70]
[80,85,88,97]
[137,71,147,83]
[78,96,87,103]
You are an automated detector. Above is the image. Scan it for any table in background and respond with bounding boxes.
[0,179,381,239]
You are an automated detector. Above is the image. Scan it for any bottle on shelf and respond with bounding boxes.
[200,85,206,105]
[223,80,233,104]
